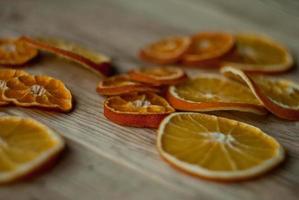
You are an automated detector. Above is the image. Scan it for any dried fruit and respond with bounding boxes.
[157,112,285,181]
[104,92,175,128]
[139,36,191,64]
[0,116,64,183]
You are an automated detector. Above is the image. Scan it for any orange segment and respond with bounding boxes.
[139,36,191,64]
[167,74,266,114]
[182,32,235,67]
[97,74,159,96]
[20,36,112,77]
[221,66,299,120]
[2,74,72,112]
[0,38,38,66]
[128,66,188,86]
[157,112,285,181]
[104,92,175,128]
[222,34,293,73]
[0,116,64,183]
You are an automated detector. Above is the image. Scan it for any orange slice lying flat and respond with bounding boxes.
[104,92,175,128]
[0,38,38,66]
[182,32,235,67]
[157,112,285,181]
[167,74,266,115]
[97,74,159,96]
[222,34,293,73]
[0,116,64,183]
[221,66,299,120]
[20,36,112,77]
[2,74,72,112]
[139,36,191,64]
[128,66,188,86]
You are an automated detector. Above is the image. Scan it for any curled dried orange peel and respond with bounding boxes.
[221,66,299,120]
[97,74,159,96]
[0,38,38,66]
[182,32,235,67]
[139,36,191,64]
[167,74,266,115]
[128,66,188,86]
[20,36,112,77]
[104,92,175,128]
[222,34,293,73]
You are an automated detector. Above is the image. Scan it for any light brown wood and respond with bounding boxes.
[0,0,298,199]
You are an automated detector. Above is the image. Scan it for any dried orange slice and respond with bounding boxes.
[2,74,72,112]
[97,74,159,96]
[139,36,191,64]
[157,112,285,181]
[0,38,38,66]
[104,92,175,128]
[0,116,64,183]
[20,36,111,77]
[221,66,299,120]
[182,32,235,67]
[167,74,266,115]
[222,34,293,73]
[128,66,188,86]
[0,69,29,106]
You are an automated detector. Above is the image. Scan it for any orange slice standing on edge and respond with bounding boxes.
[182,32,235,67]
[128,66,188,86]
[0,38,38,66]
[104,92,175,128]
[157,112,285,181]
[222,34,293,73]
[0,69,29,106]
[139,36,191,64]
[221,66,299,120]
[0,116,64,183]
[2,74,72,112]
[20,36,112,77]
[167,74,267,115]
[97,74,159,96]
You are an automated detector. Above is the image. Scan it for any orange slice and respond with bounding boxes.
[0,116,64,183]
[20,36,112,77]
[222,34,293,73]
[104,92,175,128]
[182,32,235,67]
[139,36,191,64]
[0,69,29,106]
[167,74,266,115]
[2,74,72,112]
[221,66,299,120]
[97,74,159,96]
[0,38,38,66]
[128,66,188,86]
[157,112,285,181]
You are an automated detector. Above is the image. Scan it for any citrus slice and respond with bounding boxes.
[167,74,266,115]
[157,112,285,181]
[182,32,235,67]
[0,38,38,66]
[221,66,299,120]
[222,34,293,73]
[20,36,112,77]
[139,36,191,64]
[97,74,159,96]
[104,92,175,128]
[2,74,72,112]
[0,69,29,106]
[0,116,64,183]
[128,66,188,86]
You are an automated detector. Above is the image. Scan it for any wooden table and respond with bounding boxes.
[0,0,298,199]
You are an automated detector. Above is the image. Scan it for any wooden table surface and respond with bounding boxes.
[0,0,299,199]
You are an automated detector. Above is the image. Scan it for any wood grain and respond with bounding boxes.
[0,0,298,199]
